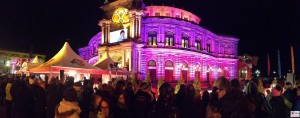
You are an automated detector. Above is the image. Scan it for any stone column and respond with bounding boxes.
[130,10,143,42]
[98,19,111,45]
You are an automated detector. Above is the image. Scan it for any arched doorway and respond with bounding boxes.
[194,64,201,81]
[148,60,157,82]
[165,60,174,82]
[206,66,212,83]
[181,62,189,82]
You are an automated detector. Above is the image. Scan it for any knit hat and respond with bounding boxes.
[285,82,292,86]
[63,87,78,102]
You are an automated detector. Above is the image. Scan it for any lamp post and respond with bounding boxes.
[255,70,261,77]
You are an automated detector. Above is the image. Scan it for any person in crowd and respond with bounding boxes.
[265,89,272,102]
[292,86,300,111]
[125,82,135,117]
[134,82,154,118]
[11,78,34,118]
[100,84,111,100]
[200,90,209,118]
[4,78,13,118]
[153,83,179,118]
[283,82,293,103]
[113,91,128,118]
[89,91,102,118]
[270,85,289,118]
[183,84,196,118]
[245,78,271,118]
[79,80,94,118]
[176,84,186,117]
[98,98,114,118]
[33,80,47,118]
[215,76,250,118]
[115,80,126,92]
[46,78,61,118]
[55,87,81,118]
[206,87,220,118]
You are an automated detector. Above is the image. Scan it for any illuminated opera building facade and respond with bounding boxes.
[79,0,239,85]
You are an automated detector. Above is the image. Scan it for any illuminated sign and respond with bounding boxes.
[110,29,128,43]
[112,8,129,24]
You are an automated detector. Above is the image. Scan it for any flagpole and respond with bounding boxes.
[267,52,270,77]
[277,50,282,78]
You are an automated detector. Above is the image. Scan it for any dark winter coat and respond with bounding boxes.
[134,90,152,118]
[113,102,129,118]
[218,92,251,118]
[46,84,61,118]
[152,97,179,118]
[32,84,46,118]
[283,88,293,102]
[292,96,300,111]
[11,81,34,118]
[270,96,289,118]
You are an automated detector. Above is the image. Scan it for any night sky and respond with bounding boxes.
[0,0,299,77]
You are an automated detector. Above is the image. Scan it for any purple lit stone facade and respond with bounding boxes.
[79,6,239,83]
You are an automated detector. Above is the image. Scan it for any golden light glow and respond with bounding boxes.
[112,8,129,24]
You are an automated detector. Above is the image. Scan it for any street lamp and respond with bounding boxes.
[255,70,260,77]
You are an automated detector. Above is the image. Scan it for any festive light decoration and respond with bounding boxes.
[112,8,129,24]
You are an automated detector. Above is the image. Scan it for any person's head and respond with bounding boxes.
[63,87,78,102]
[38,80,46,89]
[99,99,110,117]
[296,86,300,96]
[139,82,151,92]
[187,84,195,98]
[285,82,292,89]
[159,83,172,100]
[120,30,125,38]
[116,80,126,91]
[116,92,126,104]
[202,90,210,102]
[231,79,241,93]
[215,77,231,99]
[94,92,102,107]
[266,89,271,95]
[272,85,282,97]
[126,82,133,91]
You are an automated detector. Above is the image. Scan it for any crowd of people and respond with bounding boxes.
[0,74,298,118]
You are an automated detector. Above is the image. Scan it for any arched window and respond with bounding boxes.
[165,32,174,46]
[195,37,201,50]
[206,43,211,53]
[148,60,156,67]
[181,34,189,48]
[148,31,157,46]
[148,60,157,82]
[165,60,174,68]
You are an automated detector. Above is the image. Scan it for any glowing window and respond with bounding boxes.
[207,43,211,53]
[181,34,189,48]
[148,31,157,46]
[155,12,160,16]
[165,32,174,46]
[195,37,201,50]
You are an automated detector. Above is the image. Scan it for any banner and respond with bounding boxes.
[267,53,270,76]
[291,46,295,74]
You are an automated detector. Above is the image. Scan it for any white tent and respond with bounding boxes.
[29,42,107,75]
